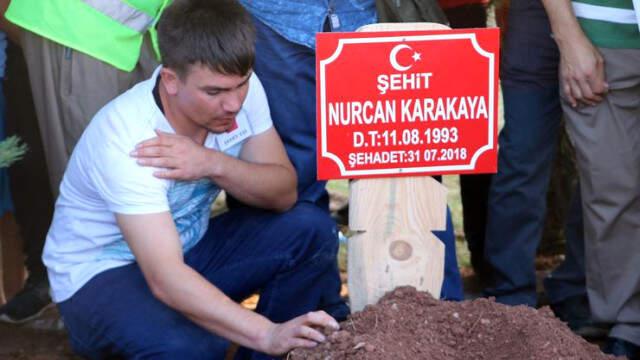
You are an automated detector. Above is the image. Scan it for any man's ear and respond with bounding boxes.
[160,67,181,96]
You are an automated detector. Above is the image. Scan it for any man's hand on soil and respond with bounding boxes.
[558,35,608,108]
[260,311,340,356]
[131,130,214,181]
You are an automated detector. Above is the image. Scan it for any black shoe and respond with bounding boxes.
[470,252,491,285]
[0,278,52,324]
[602,337,640,360]
[550,295,608,339]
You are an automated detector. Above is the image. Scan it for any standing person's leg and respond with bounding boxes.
[250,16,328,207]
[1,34,158,323]
[0,42,55,323]
[248,17,347,321]
[459,174,491,281]
[19,31,68,196]
[543,185,608,337]
[442,2,493,283]
[19,31,157,197]
[484,84,562,306]
[562,48,640,354]
[483,0,565,307]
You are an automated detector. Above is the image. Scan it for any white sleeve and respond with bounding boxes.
[87,114,170,215]
[244,73,274,135]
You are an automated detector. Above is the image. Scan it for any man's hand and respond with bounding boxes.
[260,311,340,356]
[540,0,608,108]
[131,130,213,181]
[558,36,608,108]
[133,126,296,211]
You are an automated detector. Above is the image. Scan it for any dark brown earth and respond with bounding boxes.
[290,287,619,360]
[0,307,77,360]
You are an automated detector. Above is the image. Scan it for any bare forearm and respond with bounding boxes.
[541,0,606,107]
[541,0,587,48]
[151,263,274,352]
[118,213,274,352]
[118,212,336,356]
[207,150,297,211]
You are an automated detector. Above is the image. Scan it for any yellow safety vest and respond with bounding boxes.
[6,0,170,71]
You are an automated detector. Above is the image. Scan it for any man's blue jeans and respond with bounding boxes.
[484,85,586,306]
[57,203,341,359]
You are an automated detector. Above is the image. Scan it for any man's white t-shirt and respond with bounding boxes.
[43,67,273,303]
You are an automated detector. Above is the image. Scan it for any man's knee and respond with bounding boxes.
[63,308,228,359]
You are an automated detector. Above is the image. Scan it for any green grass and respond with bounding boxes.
[326,179,349,195]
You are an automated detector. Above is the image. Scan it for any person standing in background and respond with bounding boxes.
[0,0,163,323]
[0,1,56,324]
[484,0,607,341]
[541,1,640,357]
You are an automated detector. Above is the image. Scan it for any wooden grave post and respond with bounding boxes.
[348,175,448,311]
[346,22,452,312]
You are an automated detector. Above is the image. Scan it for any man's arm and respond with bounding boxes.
[209,127,297,211]
[132,128,297,212]
[116,212,337,355]
[0,0,22,45]
[541,0,608,107]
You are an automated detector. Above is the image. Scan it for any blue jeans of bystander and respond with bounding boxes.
[484,85,585,306]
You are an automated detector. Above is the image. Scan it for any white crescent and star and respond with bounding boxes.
[389,44,421,72]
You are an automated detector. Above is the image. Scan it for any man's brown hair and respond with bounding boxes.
[157,0,255,78]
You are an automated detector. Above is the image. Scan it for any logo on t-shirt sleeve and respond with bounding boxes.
[216,113,252,151]
[226,119,239,132]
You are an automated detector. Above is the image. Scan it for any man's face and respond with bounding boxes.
[167,64,251,134]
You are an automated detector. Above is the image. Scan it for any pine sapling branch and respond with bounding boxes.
[0,135,28,169]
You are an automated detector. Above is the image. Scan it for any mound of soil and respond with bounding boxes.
[290,287,617,360]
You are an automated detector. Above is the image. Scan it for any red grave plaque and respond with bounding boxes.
[316,28,500,180]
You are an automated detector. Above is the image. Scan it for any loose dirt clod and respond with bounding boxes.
[290,287,618,359]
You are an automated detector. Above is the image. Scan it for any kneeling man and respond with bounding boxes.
[42,0,339,358]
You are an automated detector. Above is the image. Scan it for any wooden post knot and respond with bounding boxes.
[389,240,413,261]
